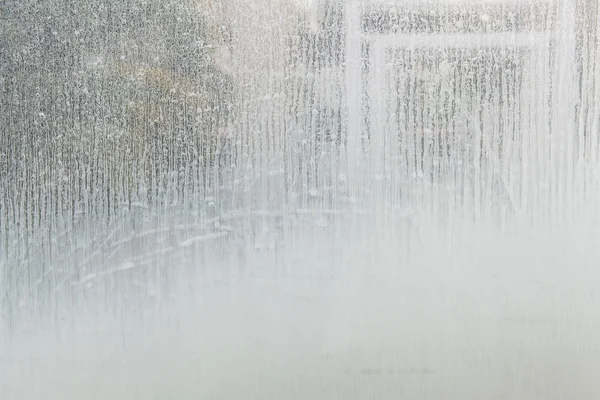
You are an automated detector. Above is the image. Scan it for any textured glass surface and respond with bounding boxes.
[1,0,600,398]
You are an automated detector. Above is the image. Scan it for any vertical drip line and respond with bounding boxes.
[345,2,363,195]
[591,0,600,213]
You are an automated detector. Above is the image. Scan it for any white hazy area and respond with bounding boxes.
[2,0,600,399]
[3,219,600,399]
